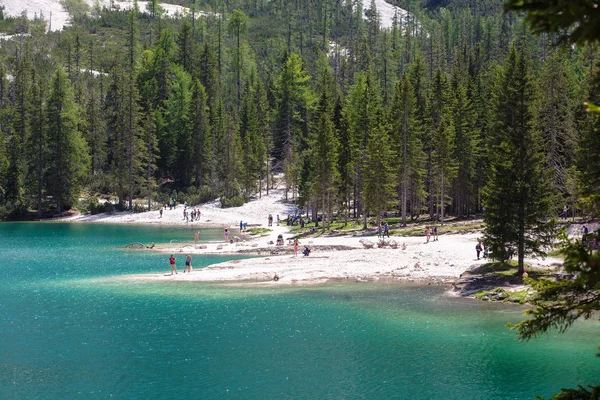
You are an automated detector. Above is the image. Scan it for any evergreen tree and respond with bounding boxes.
[141,105,159,211]
[25,76,45,218]
[537,47,578,198]
[390,75,425,226]
[334,95,353,224]
[363,123,396,228]
[188,78,210,189]
[450,69,479,217]
[6,51,32,205]
[228,9,249,111]
[45,68,89,212]
[483,46,555,275]
[310,66,339,231]
[273,53,314,200]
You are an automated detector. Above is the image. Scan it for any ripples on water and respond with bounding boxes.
[0,223,598,399]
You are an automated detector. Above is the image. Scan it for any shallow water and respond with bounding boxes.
[0,223,598,399]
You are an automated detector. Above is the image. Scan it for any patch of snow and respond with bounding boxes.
[0,0,211,32]
[0,32,31,41]
[364,0,408,30]
[80,68,108,76]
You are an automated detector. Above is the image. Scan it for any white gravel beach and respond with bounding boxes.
[61,186,565,286]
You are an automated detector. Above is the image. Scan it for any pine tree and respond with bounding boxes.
[334,95,353,224]
[25,76,45,218]
[228,9,249,111]
[579,59,600,214]
[450,69,479,217]
[6,51,32,205]
[344,70,381,227]
[390,75,425,226]
[310,66,339,231]
[363,123,396,228]
[188,78,210,189]
[239,79,260,198]
[45,68,89,212]
[273,53,314,201]
[141,105,159,211]
[483,45,556,275]
[537,47,578,197]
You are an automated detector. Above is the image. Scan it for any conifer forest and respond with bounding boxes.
[0,0,598,232]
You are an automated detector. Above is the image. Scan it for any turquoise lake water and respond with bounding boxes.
[0,223,598,399]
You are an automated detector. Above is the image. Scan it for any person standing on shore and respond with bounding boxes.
[383,222,390,238]
[425,227,430,243]
[293,239,299,257]
[475,242,482,260]
[194,231,199,245]
[184,254,192,273]
[433,225,438,241]
[224,228,229,242]
[169,255,177,275]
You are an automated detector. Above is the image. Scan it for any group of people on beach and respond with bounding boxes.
[475,242,488,260]
[424,226,438,243]
[376,222,390,238]
[183,205,201,223]
[168,254,193,275]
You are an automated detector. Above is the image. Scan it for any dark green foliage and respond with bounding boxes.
[45,68,90,211]
[505,0,600,45]
[0,0,591,228]
[483,45,556,275]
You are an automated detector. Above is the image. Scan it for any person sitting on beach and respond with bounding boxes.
[277,234,284,246]
[303,246,311,256]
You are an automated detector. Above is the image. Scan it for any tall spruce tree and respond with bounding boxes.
[310,66,339,231]
[273,53,314,201]
[483,45,555,275]
[363,123,396,228]
[45,68,89,212]
[390,75,425,226]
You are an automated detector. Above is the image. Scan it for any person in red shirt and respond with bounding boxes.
[169,255,177,275]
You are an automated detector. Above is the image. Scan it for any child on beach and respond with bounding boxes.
[224,228,229,242]
[425,227,430,243]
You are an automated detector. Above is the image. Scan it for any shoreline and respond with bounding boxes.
[52,188,566,289]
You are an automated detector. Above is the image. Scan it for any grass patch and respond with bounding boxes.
[247,227,272,236]
[473,287,530,304]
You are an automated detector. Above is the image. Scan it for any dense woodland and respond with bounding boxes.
[0,0,597,234]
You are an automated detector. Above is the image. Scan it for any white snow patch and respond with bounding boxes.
[365,0,408,30]
[0,0,211,32]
